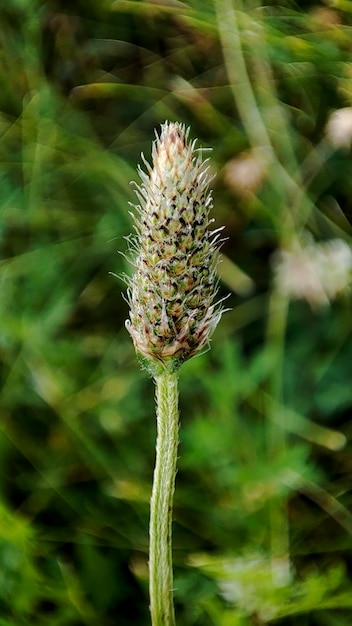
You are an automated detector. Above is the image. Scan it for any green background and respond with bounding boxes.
[1,1,352,624]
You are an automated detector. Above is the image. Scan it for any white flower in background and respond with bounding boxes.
[272,237,352,308]
[223,150,266,196]
[325,107,352,150]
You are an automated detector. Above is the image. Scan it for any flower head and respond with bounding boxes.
[125,121,224,373]
[223,150,266,196]
[325,107,352,150]
[272,236,352,308]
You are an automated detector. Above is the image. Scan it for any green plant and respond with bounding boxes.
[124,122,225,625]
[1,1,352,624]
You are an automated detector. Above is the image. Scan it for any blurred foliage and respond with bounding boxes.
[1,0,352,624]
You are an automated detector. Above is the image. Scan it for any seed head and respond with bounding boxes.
[124,121,224,374]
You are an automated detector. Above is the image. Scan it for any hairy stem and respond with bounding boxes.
[149,370,179,626]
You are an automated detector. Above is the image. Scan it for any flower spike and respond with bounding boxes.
[125,121,224,374]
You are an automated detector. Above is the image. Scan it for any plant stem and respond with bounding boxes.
[266,287,290,585]
[149,370,179,626]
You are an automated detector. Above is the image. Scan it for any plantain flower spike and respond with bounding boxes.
[125,121,225,374]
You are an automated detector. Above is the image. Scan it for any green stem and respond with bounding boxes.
[149,370,179,626]
[266,288,290,585]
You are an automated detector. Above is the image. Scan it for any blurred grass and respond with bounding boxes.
[1,0,352,624]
